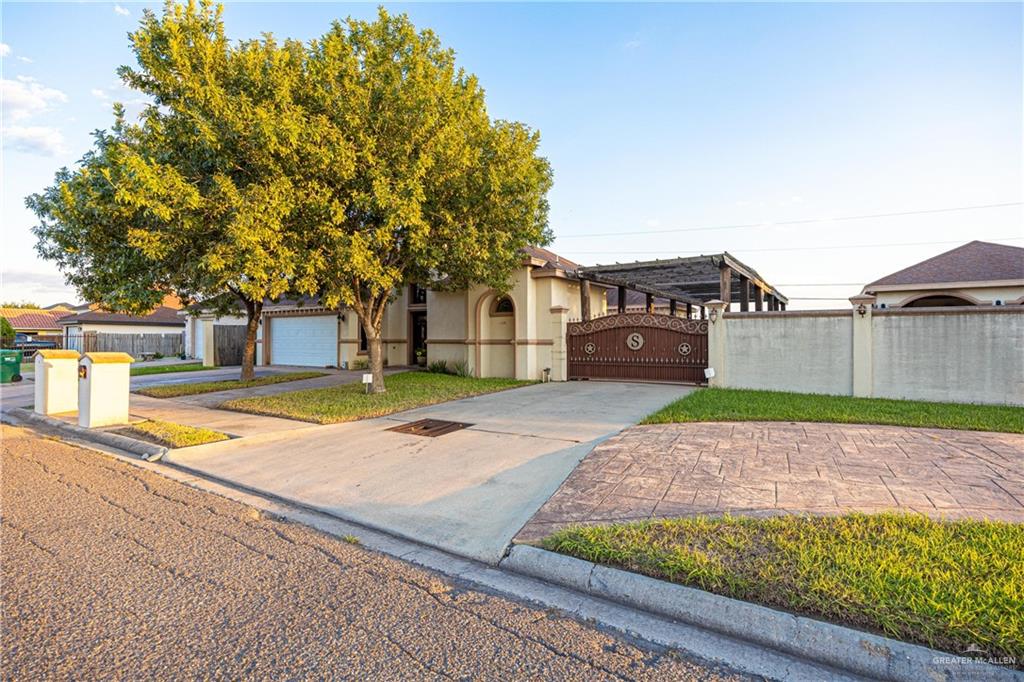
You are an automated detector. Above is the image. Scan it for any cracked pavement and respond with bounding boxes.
[1,425,746,681]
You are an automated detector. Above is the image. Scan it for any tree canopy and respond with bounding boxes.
[28,1,552,388]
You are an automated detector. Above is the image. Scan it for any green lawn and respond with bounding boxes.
[643,388,1024,434]
[543,513,1024,661]
[135,371,325,398]
[131,362,208,376]
[222,371,532,424]
[119,419,229,448]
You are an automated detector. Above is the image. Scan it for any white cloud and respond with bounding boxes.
[1,76,68,122]
[17,56,33,64]
[0,43,10,58]
[114,4,130,16]
[3,126,66,156]
[91,88,110,100]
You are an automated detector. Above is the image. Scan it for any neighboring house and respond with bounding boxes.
[59,305,185,353]
[247,247,607,379]
[0,307,71,339]
[862,240,1024,308]
[181,305,248,364]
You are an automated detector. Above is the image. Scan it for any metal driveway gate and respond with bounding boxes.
[567,313,708,384]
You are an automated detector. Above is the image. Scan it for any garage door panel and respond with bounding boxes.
[271,316,338,367]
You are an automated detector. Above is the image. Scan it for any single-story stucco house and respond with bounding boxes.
[187,247,607,380]
[862,240,1024,308]
[186,247,788,383]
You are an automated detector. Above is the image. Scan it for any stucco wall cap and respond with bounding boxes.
[36,349,80,360]
[848,294,876,305]
[83,352,134,364]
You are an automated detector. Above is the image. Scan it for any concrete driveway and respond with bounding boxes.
[166,381,692,563]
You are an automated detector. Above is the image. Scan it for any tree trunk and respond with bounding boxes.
[363,319,386,394]
[241,298,262,381]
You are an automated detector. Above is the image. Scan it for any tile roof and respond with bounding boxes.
[0,308,71,331]
[522,245,580,273]
[866,241,1024,288]
[58,305,185,327]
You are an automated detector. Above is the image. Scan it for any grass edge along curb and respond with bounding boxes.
[500,543,1018,682]
[538,513,1022,669]
[119,419,229,448]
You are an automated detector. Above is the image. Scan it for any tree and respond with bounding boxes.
[0,301,41,309]
[29,0,340,379]
[304,10,553,392]
[0,318,14,348]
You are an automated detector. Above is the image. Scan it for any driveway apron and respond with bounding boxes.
[165,381,691,563]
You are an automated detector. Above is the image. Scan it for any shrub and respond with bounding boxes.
[427,360,449,374]
[152,352,165,359]
[350,359,369,371]
[0,317,13,348]
[450,360,471,377]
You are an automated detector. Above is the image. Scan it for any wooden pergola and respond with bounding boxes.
[575,252,787,321]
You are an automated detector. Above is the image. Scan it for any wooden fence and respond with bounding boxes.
[213,325,247,366]
[65,332,184,357]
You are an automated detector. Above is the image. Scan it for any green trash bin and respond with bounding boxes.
[1,349,24,384]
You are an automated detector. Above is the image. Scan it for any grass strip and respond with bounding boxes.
[222,371,532,424]
[119,419,230,448]
[643,388,1024,434]
[131,362,208,376]
[543,513,1023,662]
[136,371,326,398]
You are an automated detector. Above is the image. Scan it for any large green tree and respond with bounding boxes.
[29,3,551,390]
[29,0,340,379]
[305,10,553,391]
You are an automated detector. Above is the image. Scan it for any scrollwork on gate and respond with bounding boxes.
[567,313,708,336]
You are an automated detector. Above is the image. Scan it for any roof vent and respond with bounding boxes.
[994,299,1005,306]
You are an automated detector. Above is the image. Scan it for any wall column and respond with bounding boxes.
[549,305,569,382]
[739,275,750,312]
[849,294,875,397]
[669,299,677,316]
[686,302,693,319]
[754,287,763,311]
[617,286,626,313]
[705,299,728,387]
[645,293,654,313]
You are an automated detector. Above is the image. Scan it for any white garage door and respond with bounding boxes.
[271,315,337,367]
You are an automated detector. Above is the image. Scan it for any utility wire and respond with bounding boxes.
[565,236,1024,256]
[556,202,1022,239]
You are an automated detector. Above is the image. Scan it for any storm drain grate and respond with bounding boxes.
[387,418,473,437]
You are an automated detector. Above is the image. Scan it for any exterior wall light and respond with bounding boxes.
[856,304,867,317]
[709,307,718,323]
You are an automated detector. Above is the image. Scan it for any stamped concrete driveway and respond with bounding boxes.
[166,381,690,564]
[518,421,1024,542]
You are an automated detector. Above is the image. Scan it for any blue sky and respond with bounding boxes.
[2,2,1021,308]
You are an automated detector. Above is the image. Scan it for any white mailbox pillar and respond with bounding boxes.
[34,349,81,415]
[78,352,134,428]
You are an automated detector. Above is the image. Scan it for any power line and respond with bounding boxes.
[555,202,1023,239]
[565,236,1024,256]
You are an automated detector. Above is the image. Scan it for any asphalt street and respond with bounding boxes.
[1,425,746,681]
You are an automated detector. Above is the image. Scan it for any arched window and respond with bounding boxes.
[490,296,514,316]
[903,294,975,308]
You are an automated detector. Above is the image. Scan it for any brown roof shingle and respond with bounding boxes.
[58,305,185,327]
[865,241,1024,289]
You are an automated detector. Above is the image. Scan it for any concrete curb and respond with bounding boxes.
[499,545,1019,682]
[6,408,167,461]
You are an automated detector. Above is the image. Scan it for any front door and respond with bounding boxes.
[409,311,428,365]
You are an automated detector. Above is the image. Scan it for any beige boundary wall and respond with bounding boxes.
[705,298,1023,406]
